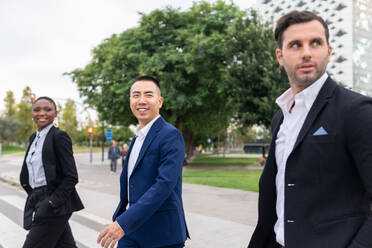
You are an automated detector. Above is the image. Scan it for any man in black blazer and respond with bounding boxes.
[248,11,372,248]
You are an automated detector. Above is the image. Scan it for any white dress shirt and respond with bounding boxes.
[126,115,161,209]
[274,73,328,246]
[26,123,54,189]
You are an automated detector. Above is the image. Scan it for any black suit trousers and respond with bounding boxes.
[23,187,77,248]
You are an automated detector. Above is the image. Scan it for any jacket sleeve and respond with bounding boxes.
[248,112,281,248]
[49,130,79,207]
[19,133,36,195]
[108,147,111,159]
[115,129,185,235]
[346,98,372,248]
[117,147,122,158]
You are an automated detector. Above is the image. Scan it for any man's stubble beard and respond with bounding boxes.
[287,57,329,88]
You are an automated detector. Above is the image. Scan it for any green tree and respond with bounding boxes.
[15,87,34,145]
[68,1,241,158]
[56,103,63,127]
[226,10,288,127]
[236,126,258,144]
[4,90,17,118]
[112,126,134,144]
[59,100,78,142]
[67,1,287,157]
[0,116,21,144]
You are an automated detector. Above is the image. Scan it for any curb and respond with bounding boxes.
[0,176,22,189]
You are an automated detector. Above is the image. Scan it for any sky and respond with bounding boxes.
[0,0,255,121]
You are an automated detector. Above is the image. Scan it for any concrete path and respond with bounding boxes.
[0,152,259,248]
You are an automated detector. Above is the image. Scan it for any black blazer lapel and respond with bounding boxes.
[292,77,337,153]
[264,111,283,172]
[272,111,284,140]
[41,126,56,183]
[20,132,37,193]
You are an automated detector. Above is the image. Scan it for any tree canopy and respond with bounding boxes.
[0,116,21,144]
[15,87,34,145]
[58,99,79,140]
[68,1,288,157]
[225,10,288,127]
[4,91,16,118]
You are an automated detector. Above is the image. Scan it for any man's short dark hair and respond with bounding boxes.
[131,75,161,91]
[275,10,329,49]
[34,96,57,111]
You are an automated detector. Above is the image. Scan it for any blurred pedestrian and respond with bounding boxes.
[20,96,84,248]
[121,144,129,169]
[108,140,121,173]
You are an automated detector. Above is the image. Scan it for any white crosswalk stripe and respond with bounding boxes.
[0,213,27,248]
[76,211,112,226]
[0,195,26,210]
[0,195,112,225]
[0,195,115,248]
[70,221,102,248]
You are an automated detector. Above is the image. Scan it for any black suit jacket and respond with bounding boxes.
[20,126,84,216]
[249,77,372,248]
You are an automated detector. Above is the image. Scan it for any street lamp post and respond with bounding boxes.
[29,93,37,130]
[101,121,105,162]
[88,127,93,163]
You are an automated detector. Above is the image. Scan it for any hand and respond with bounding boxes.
[97,221,125,248]
[34,198,52,219]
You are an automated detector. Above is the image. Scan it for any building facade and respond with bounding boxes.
[257,0,372,96]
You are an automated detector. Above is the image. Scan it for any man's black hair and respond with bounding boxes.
[131,75,161,91]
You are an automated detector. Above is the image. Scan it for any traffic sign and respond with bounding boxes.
[106,129,112,141]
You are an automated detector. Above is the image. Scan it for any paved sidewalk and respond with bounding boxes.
[0,152,259,248]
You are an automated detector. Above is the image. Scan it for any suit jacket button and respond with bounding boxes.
[287,183,295,187]
[287,219,295,223]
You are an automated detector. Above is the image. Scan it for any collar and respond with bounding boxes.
[276,88,294,114]
[135,115,161,139]
[276,72,328,113]
[36,123,54,138]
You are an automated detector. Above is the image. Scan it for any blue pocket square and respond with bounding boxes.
[313,126,328,136]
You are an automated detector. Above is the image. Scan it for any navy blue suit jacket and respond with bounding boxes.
[113,117,189,247]
[249,77,372,248]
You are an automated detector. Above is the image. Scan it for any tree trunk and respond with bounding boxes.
[176,121,194,161]
[185,128,195,161]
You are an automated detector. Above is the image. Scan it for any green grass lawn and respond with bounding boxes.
[189,154,258,167]
[183,170,262,192]
[2,145,25,154]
